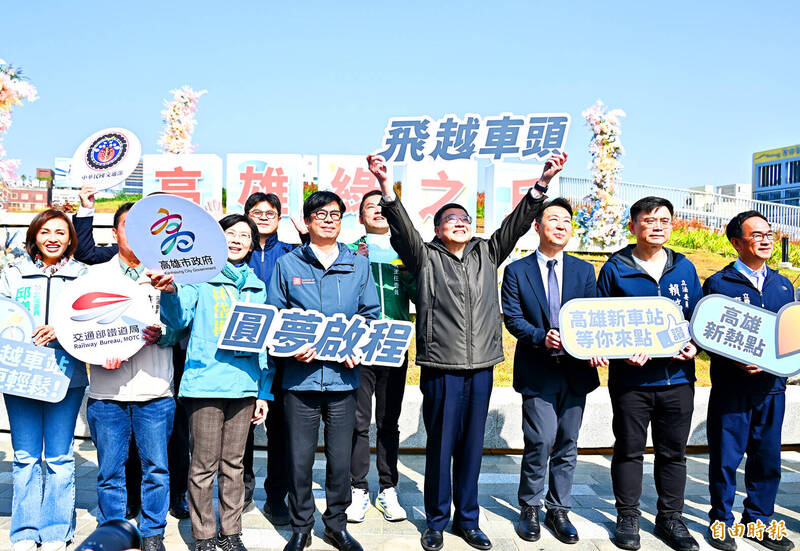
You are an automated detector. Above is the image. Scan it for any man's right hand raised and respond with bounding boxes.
[366,155,391,195]
[79,185,97,209]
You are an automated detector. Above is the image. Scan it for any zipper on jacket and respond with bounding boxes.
[462,262,472,367]
[377,265,385,318]
[44,275,53,324]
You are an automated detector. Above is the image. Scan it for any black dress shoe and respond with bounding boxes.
[546,509,579,544]
[654,516,700,551]
[323,528,363,551]
[264,500,291,526]
[282,532,311,551]
[707,526,737,551]
[614,513,641,551]
[745,531,795,551]
[169,493,190,520]
[516,505,540,541]
[454,525,492,550]
[421,528,444,551]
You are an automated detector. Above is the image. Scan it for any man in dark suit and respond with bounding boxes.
[501,197,604,545]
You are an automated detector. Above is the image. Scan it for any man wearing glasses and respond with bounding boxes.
[267,191,380,551]
[367,152,566,551]
[597,197,703,551]
[241,192,297,523]
[703,211,795,551]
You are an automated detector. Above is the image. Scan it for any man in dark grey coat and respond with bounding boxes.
[367,152,567,551]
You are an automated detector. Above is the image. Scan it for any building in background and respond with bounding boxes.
[716,183,752,199]
[752,144,800,206]
[2,169,52,211]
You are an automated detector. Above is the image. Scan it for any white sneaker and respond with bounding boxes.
[41,543,67,551]
[375,487,407,521]
[345,487,370,523]
[12,542,37,551]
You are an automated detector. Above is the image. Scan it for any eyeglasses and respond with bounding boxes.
[442,214,472,225]
[639,217,673,228]
[249,210,278,220]
[224,230,252,242]
[747,231,777,242]
[310,210,342,221]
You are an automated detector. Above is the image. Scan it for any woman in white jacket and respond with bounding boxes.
[0,209,88,551]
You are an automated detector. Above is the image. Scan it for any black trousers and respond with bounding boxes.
[609,383,694,521]
[243,369,288,505]
[284,389,357,533]
[126,344,191,508]
[350,359,408,492]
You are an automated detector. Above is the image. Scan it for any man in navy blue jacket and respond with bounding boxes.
[703,211,795,551]
[597,197,703,551]
[502,198,604,545]
[267,191,380,551]
[241,192,297,523]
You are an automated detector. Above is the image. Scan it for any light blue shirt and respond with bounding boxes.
[733,258,767,292]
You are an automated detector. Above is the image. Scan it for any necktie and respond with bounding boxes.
[547,259,560,327]
[547,259,564,356]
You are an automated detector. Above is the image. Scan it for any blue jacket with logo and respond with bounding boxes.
[266,243,380,392]
[597,244,703,388]
[160,263,275,400]
[248,233,296,290]
[703,263,794,394]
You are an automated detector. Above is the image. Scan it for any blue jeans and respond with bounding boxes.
[4,387,85,544]
[87,397,175,537]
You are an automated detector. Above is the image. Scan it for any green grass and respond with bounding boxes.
[405,228,800,387]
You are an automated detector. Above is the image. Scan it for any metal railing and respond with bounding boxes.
[559,177,800,240]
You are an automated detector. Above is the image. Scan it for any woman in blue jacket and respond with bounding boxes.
[0,209,88,551]
[152,214,274,551]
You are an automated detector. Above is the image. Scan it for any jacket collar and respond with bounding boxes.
[718,261,780,290]
[208,263,262,290]
[16,256,85,278]
[430,236,480,261]
[255,232,280,252]
[610,243,680,277]
[295,242,355,272]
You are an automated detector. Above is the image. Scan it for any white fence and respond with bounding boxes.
[559,177,800,240]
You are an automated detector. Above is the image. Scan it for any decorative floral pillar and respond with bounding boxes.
[575,100,628,250]
[158,86,207,154]
[0,59,38,190]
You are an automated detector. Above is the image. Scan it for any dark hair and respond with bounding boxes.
[113,202,135,229]
[535,197,573,222]
[303,191,346,219]
[244,192,282,216]
[726,210,770,241]
[219,214,260,262]
[629,196,674,223]
[359,190,383,216]
[26,209,79,261]
[433,202,468,227]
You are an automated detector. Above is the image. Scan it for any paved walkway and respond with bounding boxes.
[0,437,798,550]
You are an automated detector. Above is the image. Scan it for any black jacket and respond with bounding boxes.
[502,252,600,396]
[379,191,543,370]
[72,213,117,265]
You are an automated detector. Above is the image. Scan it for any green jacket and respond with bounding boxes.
[348,235,416,321]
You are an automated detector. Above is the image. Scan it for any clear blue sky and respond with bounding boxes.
[3,1,799,189]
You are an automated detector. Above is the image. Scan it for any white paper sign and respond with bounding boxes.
[68,127,142,191]
[52,274,156,365]
[126,194,228,284]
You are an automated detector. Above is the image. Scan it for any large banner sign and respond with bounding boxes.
[142,154,223,207]
[402,158,478,240]
[560,297,691,359]
[319,154,390,215]
[690,295,800,377]
[68,127,142,191]
[0,298,70,402]
[126,195,228,284]
[52,275,157,365]
[217,303,413,367]
[375,113,570,163]
[225,154,304,218]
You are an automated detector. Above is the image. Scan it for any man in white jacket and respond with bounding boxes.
[84,203,178,551]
